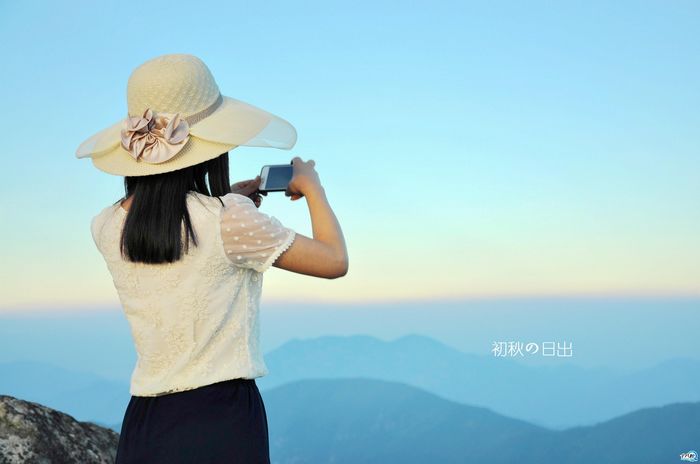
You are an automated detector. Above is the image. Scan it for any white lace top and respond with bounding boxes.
[90,191,296,396]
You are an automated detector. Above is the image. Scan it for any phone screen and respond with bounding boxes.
[262,165,293,191]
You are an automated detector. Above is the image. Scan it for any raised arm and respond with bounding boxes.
[272,157,348,279]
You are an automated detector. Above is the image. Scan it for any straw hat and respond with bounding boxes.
[75,53,297,176]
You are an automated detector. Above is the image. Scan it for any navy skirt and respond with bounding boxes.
[115,378,270,463]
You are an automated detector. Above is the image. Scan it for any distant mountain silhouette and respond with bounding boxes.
[552,401,700,464]
[0,360,129,427]
[0,395,118,463]
[2,378,697,463]
[257,333,700,428]
[263,377,700,464]
[2,334,698,430]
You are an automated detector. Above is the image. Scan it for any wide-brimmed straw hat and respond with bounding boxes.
[75,53,297,176]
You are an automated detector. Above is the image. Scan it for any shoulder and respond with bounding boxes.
[187,191,230,217]
[188,192,259,223]
[220,192,256,208]
[90,204,119,250]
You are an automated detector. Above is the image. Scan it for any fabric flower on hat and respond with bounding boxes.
[120,108,190,164]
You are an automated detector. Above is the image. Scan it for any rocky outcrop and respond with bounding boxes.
[0,395,118,464]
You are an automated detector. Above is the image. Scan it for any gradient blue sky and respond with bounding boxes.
[0,0,698,310]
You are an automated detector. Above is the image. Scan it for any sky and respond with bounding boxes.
[0,0,698,310]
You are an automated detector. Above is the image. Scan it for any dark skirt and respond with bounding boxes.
[115,378,270,464]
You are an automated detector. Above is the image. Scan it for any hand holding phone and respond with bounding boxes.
[260,157,320,201]
[259,163,293,193]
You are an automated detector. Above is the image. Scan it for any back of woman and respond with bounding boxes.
[76,53,348,464]
[92,189,297,396]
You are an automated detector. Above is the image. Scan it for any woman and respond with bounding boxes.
[75,54,348,463]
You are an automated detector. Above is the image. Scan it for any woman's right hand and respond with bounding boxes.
[285,156,321,201]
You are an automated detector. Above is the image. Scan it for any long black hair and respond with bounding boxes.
[113,152,233,264]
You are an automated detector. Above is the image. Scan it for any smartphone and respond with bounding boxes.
[259,162,293,193]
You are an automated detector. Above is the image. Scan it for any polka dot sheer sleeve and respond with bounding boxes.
[219,193,296,273]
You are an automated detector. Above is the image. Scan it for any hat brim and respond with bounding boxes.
[75,95,297,176]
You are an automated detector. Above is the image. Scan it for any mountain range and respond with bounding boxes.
[263,377,700,464]
[1,378,697,464]
[1,334,698,430]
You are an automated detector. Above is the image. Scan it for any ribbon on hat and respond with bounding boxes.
[120,108,190,164]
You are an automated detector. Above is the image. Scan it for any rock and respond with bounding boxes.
[0,395,118,464]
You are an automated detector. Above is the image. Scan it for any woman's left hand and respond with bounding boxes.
[230,176,267,208]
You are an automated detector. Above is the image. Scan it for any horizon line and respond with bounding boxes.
[1,291,698,316]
